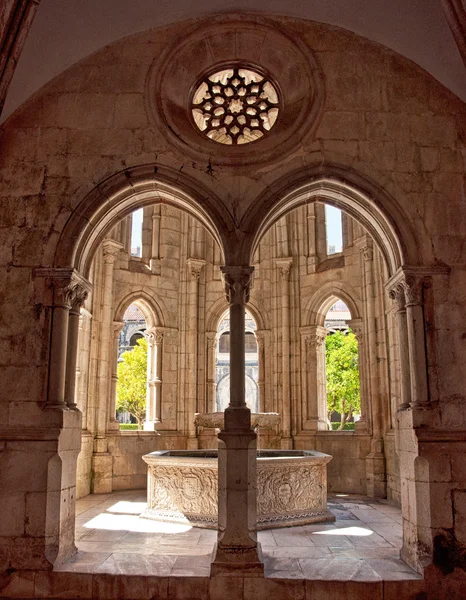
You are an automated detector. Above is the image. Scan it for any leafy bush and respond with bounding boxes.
[119,423,139,430]
[330,422,355,431]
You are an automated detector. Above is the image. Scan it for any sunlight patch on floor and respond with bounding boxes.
[312,526,373,537]
[83,512,193,534]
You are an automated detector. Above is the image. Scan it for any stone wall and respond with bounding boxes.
[0,11,465,587]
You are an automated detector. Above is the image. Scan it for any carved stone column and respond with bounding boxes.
[276,258,293,448]
[186,258,205,449]
[347,319,369,432]
[206,331,218,412]
[401,275,430,408]
[359,242,386,497]
[65,281,91,410]
[35,268,91,411]
[301,326,328,431]
[150,205,162,274]
[254,330,266,413]
[108,320,124,431]
[388,284,411,410]
[144,327,163,429]
[212,266,263,576]
[93,239,122,493]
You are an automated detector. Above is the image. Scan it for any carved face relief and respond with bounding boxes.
[278,482,292,506]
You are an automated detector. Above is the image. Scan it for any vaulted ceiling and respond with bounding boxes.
[1,0,466,123]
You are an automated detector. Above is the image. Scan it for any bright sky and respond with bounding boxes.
[325,205,343,253]
[131,208,143,255]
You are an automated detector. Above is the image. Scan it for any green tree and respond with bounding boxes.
[116,337,147,429]
[325,330,360,430]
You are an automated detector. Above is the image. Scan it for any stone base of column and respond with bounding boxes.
[143,420,160,431]
[365,439,386,497]
[211,543,264,577]
[107,419,120,433]
[280,436,293,450]
[91,453,113,494]
[186,436,199,450]
[212,407,264,577]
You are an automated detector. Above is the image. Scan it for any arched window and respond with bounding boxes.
[130,208,143,257]
[324,300,360,430]
[325,205,343,255]
[215,310,259,412]
[116,304,148,428]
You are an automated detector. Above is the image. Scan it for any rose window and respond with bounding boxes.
[191,67,279,145]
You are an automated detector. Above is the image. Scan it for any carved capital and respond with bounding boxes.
[254,330,266,351]
[347,319,363,342]
[304,326,327,350]
[206,332,218,350]
[275,258,293,281]
[187,258,206,281]
[146,327,163,346]
[388,282,407,312]
[102,239,123,264]
[112,320,125,339]
[34,268,92,310]
[220,266,254,305]
[359,244,374,262]
[401,275,430,307]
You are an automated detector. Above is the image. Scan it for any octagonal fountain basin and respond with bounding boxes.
[142,449,335,530]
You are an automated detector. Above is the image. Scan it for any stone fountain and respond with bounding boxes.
[142,411,334,529]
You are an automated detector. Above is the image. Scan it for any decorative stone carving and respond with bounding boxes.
[186,258,205,281]
[142,449,334,529]
[220,266,254,305]
[191,66,279,145]
[275,258,293,280]
[194,412,280,429]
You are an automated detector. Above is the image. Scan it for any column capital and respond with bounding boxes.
[102,238,123,263]
[146,326,163,346]
[388,281,407,312]
[112,320,125,338]
[347,318,363,340]
[254,329,268,350]
[186,258,206,281]
[220,266,254,305]
[301,324,328,348]
[34,268,92,309]
[358,243,374,262]
[206,331,218,350]
[385,265,450,306]
[275,258,293,280]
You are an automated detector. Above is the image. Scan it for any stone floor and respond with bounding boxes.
[56,490,422,582]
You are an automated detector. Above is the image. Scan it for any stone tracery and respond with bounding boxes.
[191,67,279,145]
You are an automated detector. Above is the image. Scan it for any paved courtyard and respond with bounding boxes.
[56,491,421,582]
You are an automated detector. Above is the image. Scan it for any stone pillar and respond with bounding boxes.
[186,258,205,449]
[76,309,92,428]
[206,331,218,412]
[65,282,91,410]
[144,327,163,429]
[306,203,317,273]
[255,330,266,413]
[150,205,162,274]
[388,284,412,410]
[276,258,293,449]
[212,266,263,576]
[301,325,328,430]
[359,242,386,497]
[401,275,429,408]
[93,239,122,493]
[108,321,124,431]
[347,319,369,433]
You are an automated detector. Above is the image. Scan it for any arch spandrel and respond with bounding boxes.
[303,282,362,328]
[54,165,234,277]
[243,167,422,276]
